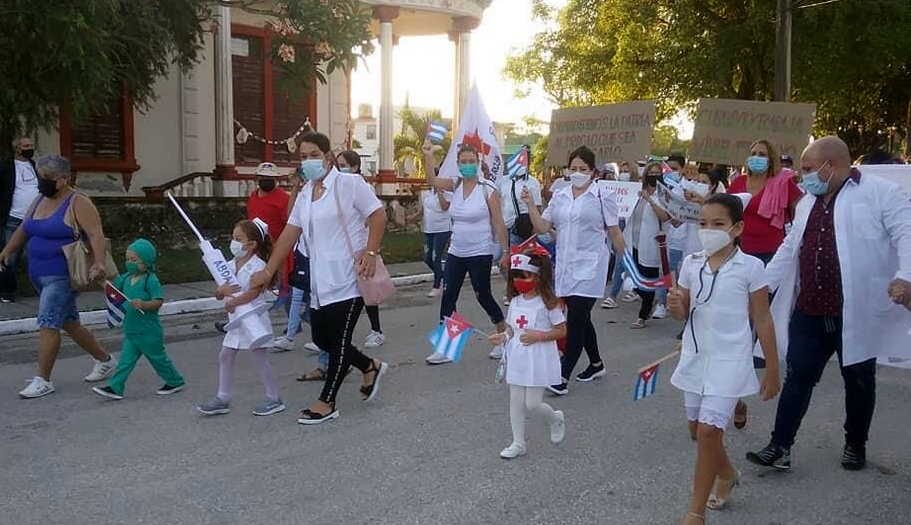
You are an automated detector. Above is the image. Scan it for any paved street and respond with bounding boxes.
[1,279,909,525]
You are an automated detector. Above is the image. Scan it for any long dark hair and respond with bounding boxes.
[506,251,561,310]
[337,150,362,174]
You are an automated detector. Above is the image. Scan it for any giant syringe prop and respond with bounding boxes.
[167,192,272,349]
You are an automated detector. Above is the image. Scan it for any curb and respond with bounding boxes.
[0,272,440,336]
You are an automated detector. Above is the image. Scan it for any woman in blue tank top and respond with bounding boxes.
[0,155,116,399]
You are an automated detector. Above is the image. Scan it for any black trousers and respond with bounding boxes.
[633,249,659,320]
[312,297,373,404]
[560,296,600,381]
[771,310,876,448]
[365,305,381,333]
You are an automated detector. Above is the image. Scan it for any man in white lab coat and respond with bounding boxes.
[746,136,911,472]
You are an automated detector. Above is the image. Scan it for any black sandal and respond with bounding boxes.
[295,368,326,382]
[359,360,388,402]
[296,407,339,425]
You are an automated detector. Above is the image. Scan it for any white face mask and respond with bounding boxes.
[229,240,248,258]
[618,171,631,182]
[570,171,591,188]
[698,228,733,256]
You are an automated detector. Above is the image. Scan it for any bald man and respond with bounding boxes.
[746,136,911,472]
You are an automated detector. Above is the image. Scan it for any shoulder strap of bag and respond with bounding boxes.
[64,191,82,240]
[510,178,522,216]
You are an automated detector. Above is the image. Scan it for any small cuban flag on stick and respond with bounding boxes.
[105,281,130,328]
[621,249,675,291]
[428,312,475,363]
[506,146,529,178]
[426,121,449,144]
[633,345,682,401]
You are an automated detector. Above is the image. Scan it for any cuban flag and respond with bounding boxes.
[506,146,529,178]
[427,121,448,144]
[105,281,128,328]
[621,249,674,291]
[633,363,660,401]
[427,312,474,363]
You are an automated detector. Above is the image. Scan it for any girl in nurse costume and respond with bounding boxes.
[666,194,780,525]
[488,250,567,460]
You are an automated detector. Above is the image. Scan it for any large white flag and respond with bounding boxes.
[439,84,503,181]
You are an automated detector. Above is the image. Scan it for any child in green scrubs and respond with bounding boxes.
[92,239,185,400]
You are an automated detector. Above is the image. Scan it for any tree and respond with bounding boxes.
[652,125,690,157]
[394,107,451,178]
[530,135,548,179]
[505,0,911,155]
[0,0,373,158]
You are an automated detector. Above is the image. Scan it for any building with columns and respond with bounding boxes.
[33,1,488,200]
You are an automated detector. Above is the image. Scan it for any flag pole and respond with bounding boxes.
[637,343,682,374]
[166,192,206,244]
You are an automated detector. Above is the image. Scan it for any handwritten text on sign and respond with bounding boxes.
[689,98,816,165]
[547,101,656,167]
[656,182,701,223]
[600,180,642,219]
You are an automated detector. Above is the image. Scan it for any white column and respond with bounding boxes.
[374,6,399,179]
[457,31,471,119]
[214,4,235,177]
[449,31,461,130]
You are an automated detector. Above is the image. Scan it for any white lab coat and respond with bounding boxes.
[756,172,911,367]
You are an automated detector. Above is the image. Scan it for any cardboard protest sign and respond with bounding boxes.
[655,182,701,222]
[547,101,655,167]
[689,98,816,165]
[858,164,911,194]
[600,180,642,219]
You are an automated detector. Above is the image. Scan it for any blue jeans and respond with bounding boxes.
[655,249,684,306]
[440,254,504,324]
[770,311,876,448]
[32,274,80,329]
[423,232,451,288]
[0,216,23,298]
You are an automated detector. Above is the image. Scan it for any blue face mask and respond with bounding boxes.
[338,167,354,174]
[747,155,769,174]
[299,159,326,181]
[800,170,830,196]
[458,163,479,178]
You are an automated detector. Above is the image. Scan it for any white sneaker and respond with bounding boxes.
[84,357,117,382]
[364,331,385,348]
[601,297,618,309]
[303,342,321,353]
[652,304,667,320]
[500,442,527,459]
[270,336,295,352]
[19,376,55,399]
[427,287,441,298]
[489,345,504,360]
[425,352,452,365]
[503,296,510,306]
[550,410,566,444]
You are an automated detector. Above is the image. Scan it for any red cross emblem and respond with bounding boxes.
[516,315,529,329]
[461,129,492,156]
[511,255,522,268]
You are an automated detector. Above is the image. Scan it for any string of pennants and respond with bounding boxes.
[234,117,312,152]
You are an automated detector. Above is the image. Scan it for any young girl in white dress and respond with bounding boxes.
[489,248,567,459]
[197,218,285,417]
[666,194,780,525]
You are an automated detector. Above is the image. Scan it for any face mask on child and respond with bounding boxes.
[513,277,537,294]
[230,240,249,258]
[698,228,733,256]
[125,261,142,275]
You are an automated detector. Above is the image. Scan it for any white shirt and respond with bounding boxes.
[499,176,542,228]
[543,181,620,298]
[421,189,452,234]
[10,160,38,219]
[287,169,382,309]
[222,255,273,350]
[548,177,571,197]
[448,180,496,258]
[759,172,911,368]
[671,250,767,397]
[623,197,663,268]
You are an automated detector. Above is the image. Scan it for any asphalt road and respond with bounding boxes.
[1,280,909,525]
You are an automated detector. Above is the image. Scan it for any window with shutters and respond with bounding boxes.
[59,84,139,176]
[231,25,316,168]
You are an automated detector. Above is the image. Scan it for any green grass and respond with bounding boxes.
[13,231,426,296]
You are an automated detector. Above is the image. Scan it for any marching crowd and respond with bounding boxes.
[1,130,911,524]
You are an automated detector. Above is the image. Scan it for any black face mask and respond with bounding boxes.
[37,177,59,198]
[645,175,659,188]
[258,178,276,192]
[20,149,35,160]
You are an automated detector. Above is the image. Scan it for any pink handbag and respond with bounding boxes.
[333,180,395,306]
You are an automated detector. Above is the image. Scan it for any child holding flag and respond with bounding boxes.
[92,239,184,400]
[666,194,780,525]
[488,247,567,459]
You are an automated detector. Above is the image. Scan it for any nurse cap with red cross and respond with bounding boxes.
[510,254,540,274]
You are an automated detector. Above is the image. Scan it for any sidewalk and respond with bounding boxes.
[0,261,433,334]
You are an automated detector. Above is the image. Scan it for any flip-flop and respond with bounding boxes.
[295,368,326,382]
[733,400,748,429]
